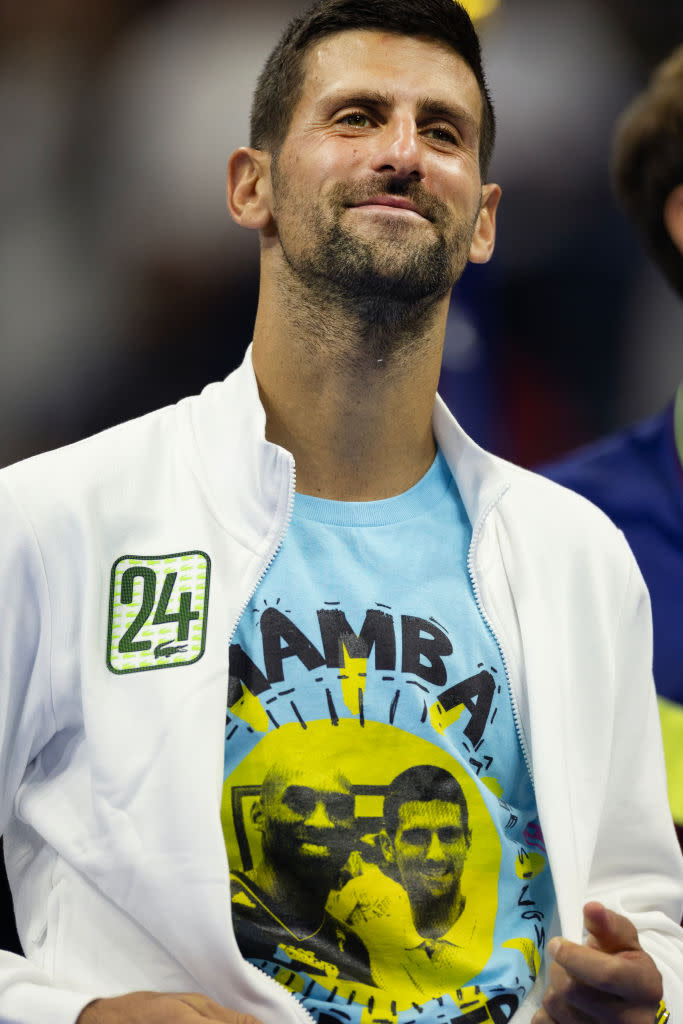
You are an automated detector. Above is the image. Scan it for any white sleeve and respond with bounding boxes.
[0,479,102,1024]
[587,539,683,1011]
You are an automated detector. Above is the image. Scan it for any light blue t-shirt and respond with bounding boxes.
[223,450,555,1024]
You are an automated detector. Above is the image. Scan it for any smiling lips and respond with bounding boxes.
[350,196,427,218]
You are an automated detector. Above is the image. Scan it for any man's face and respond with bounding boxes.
[391,799,470,910]
[256,767,356,888]
[266,29,497,306]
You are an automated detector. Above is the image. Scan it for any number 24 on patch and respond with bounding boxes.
[107,551,211,674]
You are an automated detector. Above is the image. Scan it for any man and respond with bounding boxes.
[0,3,680,1024]
[539,45,683,851]
[229,763,372,984]
[371,765,484,1003]
[324,764,487,1007]
[380,765,472,941]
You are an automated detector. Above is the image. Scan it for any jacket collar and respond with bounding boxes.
[185,345,510,541]
[180,345,294,558]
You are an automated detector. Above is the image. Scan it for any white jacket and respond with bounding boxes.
[0,350,681,1024]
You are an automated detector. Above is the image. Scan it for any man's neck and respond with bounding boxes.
[251,265,449,500]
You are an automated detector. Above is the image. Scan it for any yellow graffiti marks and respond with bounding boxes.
[230,681,270,733]
[515,850,546,880]
[279,946,338,980]
[340,642,368,717]
[274,967,307,993]
[480,776,504,798]
[502,937,540,981]
[360,993,399,1024]
[429,697,465,734]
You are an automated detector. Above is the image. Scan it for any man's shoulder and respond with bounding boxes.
[484,449,642,593]
[493,448,625,540]
[0,356,256,519]
[436,398,627,550]
[0,371,244,529]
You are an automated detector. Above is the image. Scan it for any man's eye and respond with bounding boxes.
[425,126,459,144]
[401,829,431,845]
[437,827,462,843]
[338,112,373,128]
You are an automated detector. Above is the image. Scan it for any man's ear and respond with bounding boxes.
[663,183,683,255]
[468,182,502,265]
[227,147,274,231]
[250,798,266,834]
[379,830,395,864]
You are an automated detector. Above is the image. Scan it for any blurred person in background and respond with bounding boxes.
[540,46,683,851]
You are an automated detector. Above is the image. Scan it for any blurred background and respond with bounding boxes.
[1,0,683,950]
[2,0,683,473]
[1,0,269,469]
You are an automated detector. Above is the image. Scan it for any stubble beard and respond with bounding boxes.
[409,876,463,939]
[272,171,480,366]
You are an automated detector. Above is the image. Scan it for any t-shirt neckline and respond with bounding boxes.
[293,448,454,527]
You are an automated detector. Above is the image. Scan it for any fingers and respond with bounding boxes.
[537,980,627,1024]
[77,991,266,1024]
[582,902,640,955]
[176,993,264,1023]
[547,936,663,1005]
[533,908,663,1024]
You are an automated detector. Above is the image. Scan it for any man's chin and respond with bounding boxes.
[418,877,457,901]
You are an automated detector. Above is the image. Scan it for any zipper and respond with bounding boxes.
[225,454,316,1024]
[244,958,318,1024]
[226,454,297,646]
[466,486,534,787]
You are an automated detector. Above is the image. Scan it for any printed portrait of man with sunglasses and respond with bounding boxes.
[229,762,372,986]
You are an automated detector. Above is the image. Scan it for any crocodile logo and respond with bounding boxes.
[154,639,188,660]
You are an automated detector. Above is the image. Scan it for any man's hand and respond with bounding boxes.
[76,991,264,1024]
[534,902,663,1024]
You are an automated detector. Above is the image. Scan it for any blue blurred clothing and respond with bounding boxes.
[539,403,683,707]
[538,403,683,838]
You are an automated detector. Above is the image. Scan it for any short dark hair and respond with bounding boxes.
[611,45,683,297]
[383,764,469,838]
[250,0,496,180]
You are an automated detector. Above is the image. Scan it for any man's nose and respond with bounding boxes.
[305,800,335,828]
[425,832,446,860]
[371,116,424,180]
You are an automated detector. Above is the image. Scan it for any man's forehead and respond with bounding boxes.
[282,782,351,796]
[267,769,351,796]
[397,798,464,826]
[298,28,482,120]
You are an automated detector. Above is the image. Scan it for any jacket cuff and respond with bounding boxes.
[1,982,101,1024]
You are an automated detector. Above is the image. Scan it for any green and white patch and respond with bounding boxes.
[107,551,211,673]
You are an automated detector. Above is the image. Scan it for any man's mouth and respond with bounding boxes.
[420,866,453,881]
[299,841,330,856]
[295,830,337,857]
[349,196,428,219]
